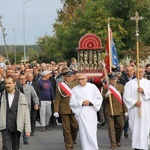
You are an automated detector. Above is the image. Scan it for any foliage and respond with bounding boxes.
[1,0,149,64]
[53,0,128,61]
[122,41,150,60]
[45,0,149,62]
[0,45,40,64]
[106,0,150,49]
[37,35,63,63]
[27,48,39,62]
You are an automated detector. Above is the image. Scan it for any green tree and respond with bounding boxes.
[37,35,63,63]
[106,0,150,48]
[53,0,127,60]
[37,0,150,61]
[27,48,39,62]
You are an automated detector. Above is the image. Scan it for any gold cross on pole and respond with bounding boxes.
[130,12,144,118]
[130,11,144,37]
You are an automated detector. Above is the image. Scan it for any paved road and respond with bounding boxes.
[0,123,132,150]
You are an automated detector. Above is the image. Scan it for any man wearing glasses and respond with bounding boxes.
[70,74,103,150]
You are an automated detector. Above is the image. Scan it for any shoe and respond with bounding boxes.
[110,145,117,149]
[124,132,128,138]
[117,142,121,147]
[30,132,34,136]
[24,141,29,145]
[45,125,51,130]
[41,126,45,132]
[73,141,77,144]
[101,122,106,128]
[66,148,72,150]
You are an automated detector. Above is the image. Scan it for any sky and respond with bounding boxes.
[0,0,63,45]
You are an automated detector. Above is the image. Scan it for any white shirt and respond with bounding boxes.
[8,93,15,108]
[27,81,32,85]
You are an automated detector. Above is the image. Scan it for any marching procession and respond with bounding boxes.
[0,55,150,150]
[0,0,150,148]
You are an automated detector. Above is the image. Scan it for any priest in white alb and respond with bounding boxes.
[123,67,150,150]
[70,74,103,150]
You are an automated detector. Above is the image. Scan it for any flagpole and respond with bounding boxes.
[103,61,114,116]
[108,18,112,73]
[130,12,143,118]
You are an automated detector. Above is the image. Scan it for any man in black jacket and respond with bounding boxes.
[0,73,5,93]
[117,65,135,138]
[145,63,150,80]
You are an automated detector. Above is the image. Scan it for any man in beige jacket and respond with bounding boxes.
[0,75,31,150]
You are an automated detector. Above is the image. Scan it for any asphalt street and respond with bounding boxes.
[0,123,132,150]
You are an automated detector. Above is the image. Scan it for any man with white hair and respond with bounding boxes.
[123,67,150,150]
[70,74,103,150]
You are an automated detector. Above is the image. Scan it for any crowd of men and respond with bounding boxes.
[0,54,150,150]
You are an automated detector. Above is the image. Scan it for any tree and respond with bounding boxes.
[37,35,64,63]
[37,0,150,62]
[27,48,39,62]
[106,0,150,49]
[53,0,127,60]
[122,41,150,61]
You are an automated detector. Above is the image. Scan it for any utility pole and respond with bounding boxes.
[0,16,10,64]
[23,0,32,64]
[13,29,16,65]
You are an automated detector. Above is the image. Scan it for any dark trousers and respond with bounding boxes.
[49,101,56,125]
[23,110,35,142]
[36,109,40,121]
[22,129,28,142]
[31,109,37,133]
[1,129,21,150]
[124,116,129,133]
[61,114,78,149]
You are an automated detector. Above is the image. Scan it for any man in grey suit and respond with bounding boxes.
[19,74,39,144]
[26,72,40,136]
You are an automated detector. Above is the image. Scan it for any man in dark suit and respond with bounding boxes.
[49,73,57,126]
[26,72,40,136]
[118,65,135,138]
[0,73,5,93]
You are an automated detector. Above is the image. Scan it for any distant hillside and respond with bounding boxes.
[0,45,41,54]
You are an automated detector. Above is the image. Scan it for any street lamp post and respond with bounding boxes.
[13,29,16,65]
[23,0,31,64]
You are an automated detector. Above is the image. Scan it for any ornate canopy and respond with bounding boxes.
[77,33,103,50]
